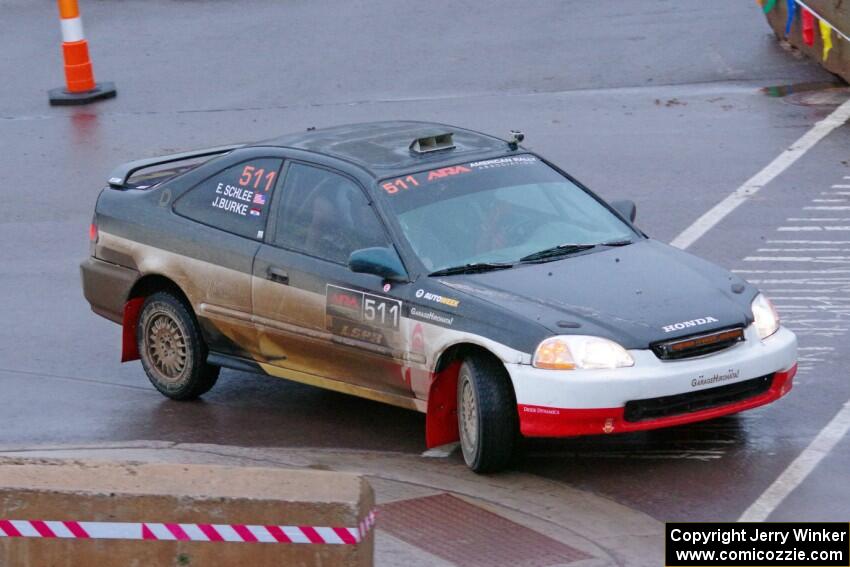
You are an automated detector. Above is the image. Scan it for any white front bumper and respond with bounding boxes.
[507,324,797,409]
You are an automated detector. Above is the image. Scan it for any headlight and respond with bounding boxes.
[533,335,634,370]
[751,293,780,340]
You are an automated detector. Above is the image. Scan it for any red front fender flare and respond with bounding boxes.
[425,361,461,448]
[121,297,144,362]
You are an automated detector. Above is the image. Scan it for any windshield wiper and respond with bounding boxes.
[519,243,596,263]
[428,262,515,277]
[599,238,633,247]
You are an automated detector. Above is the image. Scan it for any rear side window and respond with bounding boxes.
[274,163,389,264]
[174,158,283,239]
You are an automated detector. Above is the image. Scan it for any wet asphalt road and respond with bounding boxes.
[1,0,849,528]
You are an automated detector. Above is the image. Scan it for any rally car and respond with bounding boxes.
[81,121,798,472]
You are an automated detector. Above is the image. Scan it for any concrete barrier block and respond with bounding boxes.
[765,1,850,84]
[0,459,374,566]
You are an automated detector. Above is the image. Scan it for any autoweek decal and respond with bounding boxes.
[415,289,460,308]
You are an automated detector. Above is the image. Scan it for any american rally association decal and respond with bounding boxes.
[326,285,401,346]
[468,155,537,169]
[379,156,537,195]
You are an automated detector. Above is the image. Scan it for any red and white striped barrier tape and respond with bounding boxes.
[0,511,376,545]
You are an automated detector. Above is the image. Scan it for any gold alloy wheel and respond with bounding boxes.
[460,376,478,454]
[145,312,187,380]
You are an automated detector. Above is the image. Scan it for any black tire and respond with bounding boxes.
[457,354,518,473]
[137,291,219,400]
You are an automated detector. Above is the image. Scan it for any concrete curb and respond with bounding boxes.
[0,459,374,566]
[765,1,850,83]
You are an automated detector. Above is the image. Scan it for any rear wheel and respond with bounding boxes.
[457,354,518,473]
[137,291,219,400]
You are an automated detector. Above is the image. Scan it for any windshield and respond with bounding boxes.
[380,155,638,272]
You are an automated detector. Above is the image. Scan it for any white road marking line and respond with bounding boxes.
[421,442,459,458]
[790,331,848,335]
[739,400,850,521]
[782,312,850,318]
[786,315,850,320]
[733,269,850,274]
[527,449,727,461]
[743,256,850,262]
[757,248,848,252]
[831,184,850,188]
[785,321,849,327]
[777,305,850,312]
[773,295,850,300]
[822,191,850,195]
[779,226,850,231]
[764,282,850,286]
[804,206,850,210]
[784,309,847,315]
[765,289,850,293]
[767,240,850,244]
[786,219,850,222]
[670,99,850,250]
[811,199,848,202]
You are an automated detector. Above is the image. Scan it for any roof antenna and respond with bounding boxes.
[507,130,525,150]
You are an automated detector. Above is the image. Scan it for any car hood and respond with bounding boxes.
[437,239,756,349]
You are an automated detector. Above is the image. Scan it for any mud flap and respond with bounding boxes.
[121,297,144,362]
[425,361,461,448]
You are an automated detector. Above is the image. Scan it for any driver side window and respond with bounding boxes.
[274,163,389,264]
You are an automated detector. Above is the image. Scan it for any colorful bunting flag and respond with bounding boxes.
[801,9,815,46]
[785,0,797,36]
[819,19,833,60]
[763,0,777,13]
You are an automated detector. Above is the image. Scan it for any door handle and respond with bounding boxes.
[266,267,289,285]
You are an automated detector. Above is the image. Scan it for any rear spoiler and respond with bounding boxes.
[107,144,244,189]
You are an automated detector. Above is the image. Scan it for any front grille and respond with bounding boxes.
[651,327,745,360]
[623,374,773,422]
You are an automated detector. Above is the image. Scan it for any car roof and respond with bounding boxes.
[258,121,514,175]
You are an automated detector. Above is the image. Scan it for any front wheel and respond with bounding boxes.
[137,291,219,400]
[457,354,518,473]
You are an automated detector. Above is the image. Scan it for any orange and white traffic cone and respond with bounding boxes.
[48,0,116,106]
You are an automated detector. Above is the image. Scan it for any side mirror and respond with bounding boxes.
[349,247,407,281]
[611,199,637,222]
